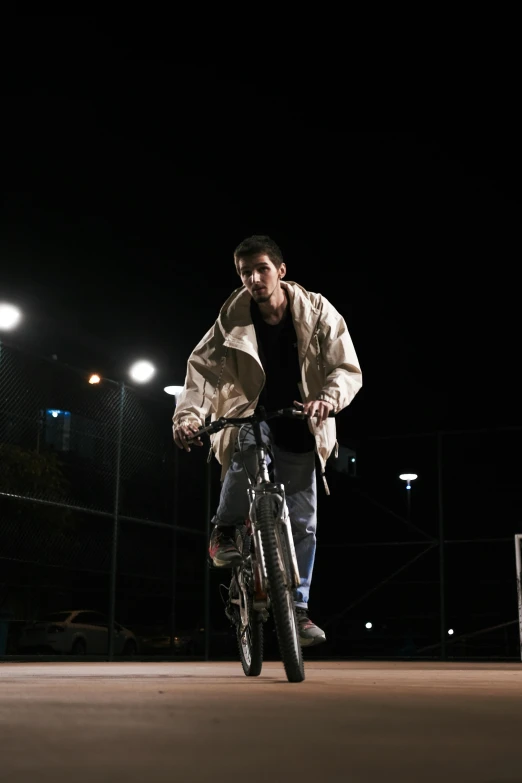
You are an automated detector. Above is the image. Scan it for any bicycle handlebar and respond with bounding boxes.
[186,406,335,441]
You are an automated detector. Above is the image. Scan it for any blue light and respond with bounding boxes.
[47,410,71,418]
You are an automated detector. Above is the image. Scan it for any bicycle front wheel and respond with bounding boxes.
[257,494,304,683]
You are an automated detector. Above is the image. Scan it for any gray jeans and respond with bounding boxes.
[213,422,317,608]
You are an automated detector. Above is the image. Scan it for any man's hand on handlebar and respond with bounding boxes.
[173,402,334,451]
[293,399,334,423]
[173,422,204,452]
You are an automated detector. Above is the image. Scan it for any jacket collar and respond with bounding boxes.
[283,282,322,368]
[217,282,321,365]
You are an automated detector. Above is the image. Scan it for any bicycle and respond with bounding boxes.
[189,405,332,683]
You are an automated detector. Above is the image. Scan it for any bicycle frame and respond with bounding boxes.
[246,418,301,606]
[191,407,306,614]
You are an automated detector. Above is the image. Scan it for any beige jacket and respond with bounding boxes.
[173,281,362,486]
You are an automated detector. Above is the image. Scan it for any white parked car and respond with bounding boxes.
[17,610,138,656]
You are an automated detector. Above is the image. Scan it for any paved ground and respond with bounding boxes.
[1,660,522,782]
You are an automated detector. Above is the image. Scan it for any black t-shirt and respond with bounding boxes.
[251,300,315,453]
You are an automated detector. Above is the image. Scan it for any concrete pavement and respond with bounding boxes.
[1,660,522,782]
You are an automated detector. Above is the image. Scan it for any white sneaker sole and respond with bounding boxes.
[212,554,242,568]
[300,634,326,648]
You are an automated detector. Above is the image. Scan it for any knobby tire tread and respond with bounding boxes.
[257,495,305,683]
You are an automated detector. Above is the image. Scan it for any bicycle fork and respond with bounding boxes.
[250,485,301,605]
[228,485,301,627]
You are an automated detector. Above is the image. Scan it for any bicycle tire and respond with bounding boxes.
[257,494,305,683]
[236,591,264,677]
[231,528,263,677]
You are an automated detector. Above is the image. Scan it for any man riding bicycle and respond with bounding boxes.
[172,235,362,647]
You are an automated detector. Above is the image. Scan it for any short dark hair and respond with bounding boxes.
[234,235,284,274]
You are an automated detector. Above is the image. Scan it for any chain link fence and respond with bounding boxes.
[0,339,207,659]
[318,427,522,660]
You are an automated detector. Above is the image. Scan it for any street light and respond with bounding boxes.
[164,384,185,656]
[399,473,418,524]
[89,374,101,385]
[164,385,184,400]
[0,303,22,331]
[129,360,155,383]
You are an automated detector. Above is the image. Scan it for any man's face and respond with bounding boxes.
[237,254,286,304]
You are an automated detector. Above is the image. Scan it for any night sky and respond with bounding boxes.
[2,16,520,444]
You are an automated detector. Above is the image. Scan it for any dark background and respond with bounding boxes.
[2,17,520,437]
[1,16,521,657]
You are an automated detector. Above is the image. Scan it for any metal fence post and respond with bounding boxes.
[108,381,125,661]
[515,535,522,662]
[204,456,212,661]
[170,444,179,655]
[437,431,447,660]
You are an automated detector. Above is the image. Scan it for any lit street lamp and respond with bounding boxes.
[0,303,22,331]
[129,360,155,383]
[399,473,418,524]
[164,385,184,400]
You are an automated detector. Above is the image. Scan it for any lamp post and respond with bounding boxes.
[108,360,156,660]
[164,385,184,656]
[399,473,418,525]
[165,384,211,659]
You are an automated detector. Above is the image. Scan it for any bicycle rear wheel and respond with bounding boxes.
[236,592,263,677]
[231,528,263,677]
[257,494,304,683]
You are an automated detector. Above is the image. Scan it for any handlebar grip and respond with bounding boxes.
[279,407,336,419]
[186,418,224,441]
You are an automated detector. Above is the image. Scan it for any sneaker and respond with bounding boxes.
[295,607,326,647]
[209,525,242,568]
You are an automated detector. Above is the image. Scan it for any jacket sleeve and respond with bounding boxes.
[316,298,362,413]
[172,323,225,428]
